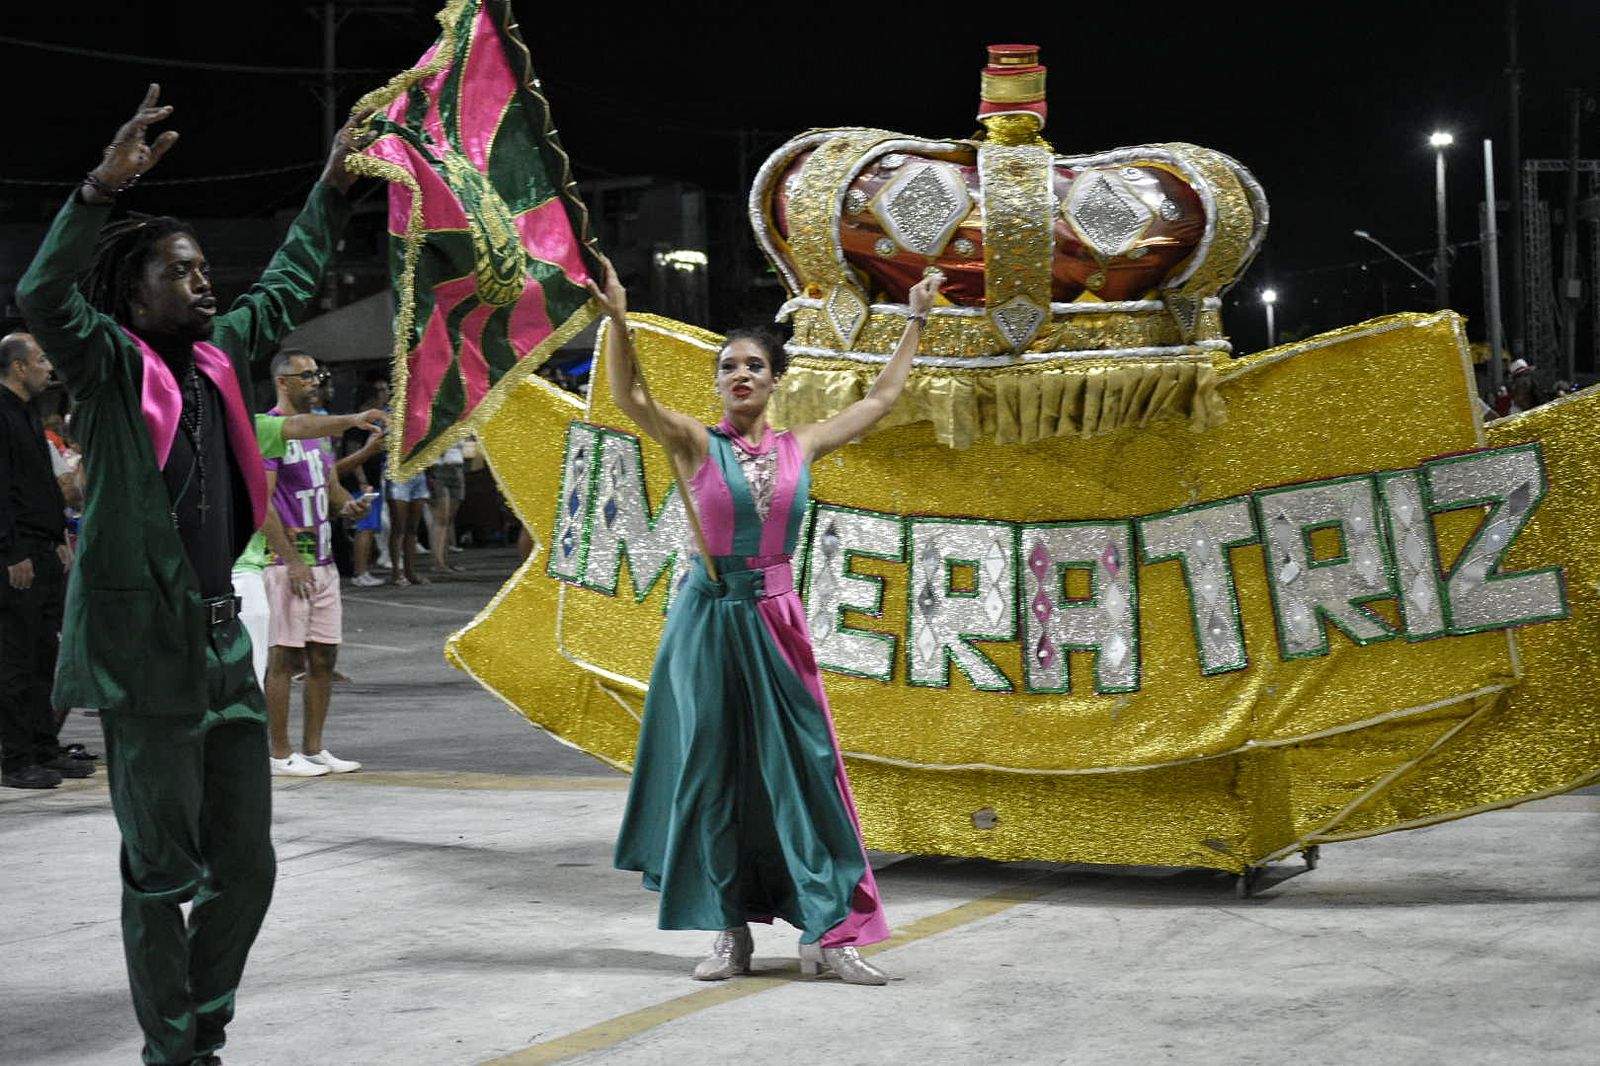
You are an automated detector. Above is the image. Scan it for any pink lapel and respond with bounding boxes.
[194,343,267,528]
[127,327,183,468]
[124,327,268,528]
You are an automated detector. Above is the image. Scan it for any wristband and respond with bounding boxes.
[907,314,928,328]
[83,170,141,198]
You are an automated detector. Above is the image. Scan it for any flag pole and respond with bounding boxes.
[614,318,721,584]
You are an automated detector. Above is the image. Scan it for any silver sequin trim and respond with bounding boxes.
[1021,523,1138,692]
[805,507,903,681]
[1260,479,1394,656]
[733,447,779,524]
[1139,500,1256,674]
[585,434,692,602]
[1424,447,1564,632]
[907,521,1016,690]
[1064,171,1154,258]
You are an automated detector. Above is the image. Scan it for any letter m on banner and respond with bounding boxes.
[349,0,599,478]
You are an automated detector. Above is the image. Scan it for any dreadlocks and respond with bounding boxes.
[80,214,199,325]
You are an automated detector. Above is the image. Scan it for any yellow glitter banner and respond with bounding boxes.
[447,311,1599,871]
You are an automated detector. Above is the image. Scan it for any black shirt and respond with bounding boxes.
[341,424,384,491]
[0,385,66,566]
[157,356,244,599]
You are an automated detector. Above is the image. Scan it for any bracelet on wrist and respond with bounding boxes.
[907,313,928,328]
[83,170,140,198]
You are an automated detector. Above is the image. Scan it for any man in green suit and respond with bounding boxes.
[17,84,367,1065]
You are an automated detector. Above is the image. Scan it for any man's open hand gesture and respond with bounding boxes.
[83,84,179,205]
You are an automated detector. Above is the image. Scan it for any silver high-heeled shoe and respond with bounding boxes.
[692,926,754,981]
[798,941,889,985]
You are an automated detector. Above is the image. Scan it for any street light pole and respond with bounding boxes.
[1483,138,1506,398]
[1353,230,1436,288]
[1260,288,1278,348]
[1430,131,1454,309]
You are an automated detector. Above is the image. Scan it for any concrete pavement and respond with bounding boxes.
[4,548,1597,1065]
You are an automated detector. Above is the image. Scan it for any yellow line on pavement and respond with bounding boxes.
[318,770,628,791]
[483,878,1060,1066]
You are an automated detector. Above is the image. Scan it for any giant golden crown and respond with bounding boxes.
[749,45,1269,446]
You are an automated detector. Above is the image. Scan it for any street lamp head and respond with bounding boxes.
[1353,229,1371,240]
[1260,288,1278,305]
[1428,131,1455,149]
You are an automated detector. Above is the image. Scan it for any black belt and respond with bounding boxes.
[204,594,242,627]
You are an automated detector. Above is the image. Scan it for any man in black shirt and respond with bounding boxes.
[0,332,90,788]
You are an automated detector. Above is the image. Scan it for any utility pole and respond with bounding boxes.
[1507,0,1525,359]
[1561,90,1582,382]
[323,0,338,153]
[314,2,412,154]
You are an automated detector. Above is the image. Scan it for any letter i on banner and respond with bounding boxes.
[548,424,601,583]
[583,430,693,607]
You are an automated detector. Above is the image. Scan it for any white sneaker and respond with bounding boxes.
[270,752,330,777]
[307,749,362,773]
[351,573,384,587]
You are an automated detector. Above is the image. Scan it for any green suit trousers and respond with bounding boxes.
[100,617,273,1065]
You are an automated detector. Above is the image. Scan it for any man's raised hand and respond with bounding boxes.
[322,110,376,193]
[83,84,179,204]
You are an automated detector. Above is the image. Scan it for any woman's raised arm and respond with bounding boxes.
[792,270,943,461]
[585,255,707,465]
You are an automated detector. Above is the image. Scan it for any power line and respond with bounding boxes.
[0,162,322,188]
[0,33,387,76]
[1278,238,1486,279]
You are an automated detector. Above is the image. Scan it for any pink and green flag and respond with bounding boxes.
[350,0,597,476]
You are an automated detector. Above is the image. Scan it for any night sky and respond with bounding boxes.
[5,0,1598,352]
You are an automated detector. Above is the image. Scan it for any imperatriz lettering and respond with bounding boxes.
[548,423,1568,694]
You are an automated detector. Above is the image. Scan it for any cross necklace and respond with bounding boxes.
[170,364,209,526]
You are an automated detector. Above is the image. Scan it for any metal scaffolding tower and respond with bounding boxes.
[1521,159,1600,378]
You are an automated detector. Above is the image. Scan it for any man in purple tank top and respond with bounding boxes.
[260,349,369,777]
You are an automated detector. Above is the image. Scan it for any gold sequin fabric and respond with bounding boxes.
[784,129,895,295]
[979,143,1056,350]
[448,311,1600,872]
[787,305,1226,357]
[1156,142,1267,306]
[768,357,1223,449]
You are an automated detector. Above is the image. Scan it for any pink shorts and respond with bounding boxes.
[263,563,343,647]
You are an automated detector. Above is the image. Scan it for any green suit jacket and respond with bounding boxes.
[15,184,350,715]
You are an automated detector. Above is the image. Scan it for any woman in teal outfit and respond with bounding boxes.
[587,257,942,985]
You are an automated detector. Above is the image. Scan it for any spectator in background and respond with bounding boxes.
[43,411,85,510]
[1507,358,1543,415]
[429,440,467,573]
[259,350,370,776]
[0,333,89,789]
[345,378,390,588]
[388,462,430,587]
[1492,384,1512,418]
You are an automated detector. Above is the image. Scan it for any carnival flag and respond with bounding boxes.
[349,0,597,477]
